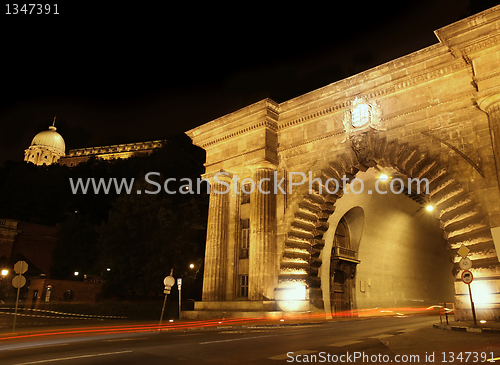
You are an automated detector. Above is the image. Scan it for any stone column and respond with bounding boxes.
[249,166,278,301]
[478,94,500,189]
[202,176,230,301]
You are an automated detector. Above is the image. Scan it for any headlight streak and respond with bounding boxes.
[0,306,437,344]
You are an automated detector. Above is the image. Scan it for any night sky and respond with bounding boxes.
[1,0,497,165]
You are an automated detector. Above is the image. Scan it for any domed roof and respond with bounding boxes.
[31,125,65,154]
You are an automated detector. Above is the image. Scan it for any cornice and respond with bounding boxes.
[462,33,500,56]
[186,98,280,141]
[201,119,278,148]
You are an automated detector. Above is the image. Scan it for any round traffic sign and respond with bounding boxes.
[461,270,473,284]
[12,275,26,288]
[14,261,28,274]
[164,276,175,287]
[459,257,472,270]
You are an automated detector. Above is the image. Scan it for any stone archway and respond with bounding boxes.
[280,131,498,317]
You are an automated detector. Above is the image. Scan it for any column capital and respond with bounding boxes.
[476,91,500,114]
[202,170,234,184]
[248,162,278,172]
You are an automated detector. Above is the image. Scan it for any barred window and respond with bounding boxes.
[239,275,249,298]
[240,219,249,259]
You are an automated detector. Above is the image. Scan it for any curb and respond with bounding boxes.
[433,323,500,333]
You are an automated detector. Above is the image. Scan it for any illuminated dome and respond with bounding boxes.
[24,122,66,166]
[31,125,65,153]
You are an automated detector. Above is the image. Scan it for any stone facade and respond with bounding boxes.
[26,278,102,308]
[186,6,500,320]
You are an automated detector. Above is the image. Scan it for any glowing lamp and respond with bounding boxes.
[471,281,494,305]
[275,285,307,301]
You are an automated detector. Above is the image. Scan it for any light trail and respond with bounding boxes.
[0,306,438,343]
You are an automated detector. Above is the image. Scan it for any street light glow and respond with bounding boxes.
[1,269,8,276]
[426,205,434,212]
[74,271,79,276]
[379,174,388,181]
[189,264,195,269]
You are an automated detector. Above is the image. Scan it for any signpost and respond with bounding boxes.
[177,278,182,320]
[457,245,477,326]
[159,269,175,331]
[12,261,28,331]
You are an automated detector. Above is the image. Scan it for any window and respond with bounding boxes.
[239,275,249,298]
[241,184,251,204]
[240,219,249,259]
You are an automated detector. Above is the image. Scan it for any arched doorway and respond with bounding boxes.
[329,212,362,315]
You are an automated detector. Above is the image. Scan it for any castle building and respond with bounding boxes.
[186,6,500,320]
[58,140,165,167]
[24,122,165,167]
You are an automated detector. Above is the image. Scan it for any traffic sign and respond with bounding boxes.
[14,261,28,274]
[177,278,182,286]
[457,245,470,259]
[164,276,175,287]
[459,257,472,270]
[461,270,473,284]
[12,275,26,288]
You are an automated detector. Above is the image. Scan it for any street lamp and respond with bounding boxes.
[1,269,8,276]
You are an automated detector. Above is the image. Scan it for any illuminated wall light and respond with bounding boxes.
[275,285,308,311]
[471,281,494,305]
[426,205,434,212]
[379,174,388,181]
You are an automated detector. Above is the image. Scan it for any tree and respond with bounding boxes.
[51,213,99,279]
[97,186,207,298]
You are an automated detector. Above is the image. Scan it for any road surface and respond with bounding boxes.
[0,315,499,364]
